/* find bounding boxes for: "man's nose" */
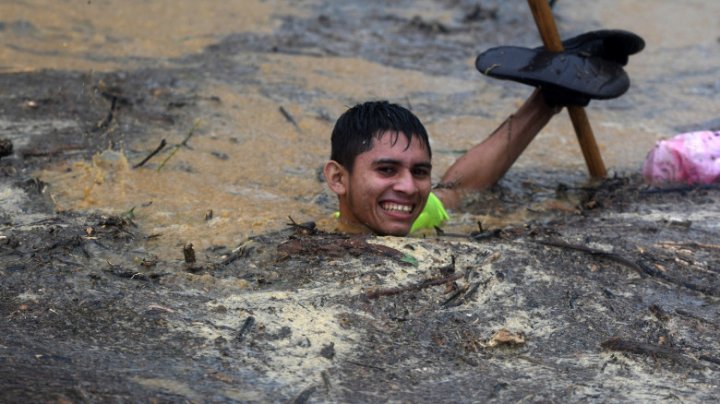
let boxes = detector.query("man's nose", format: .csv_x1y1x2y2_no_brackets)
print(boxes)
393,170,418,194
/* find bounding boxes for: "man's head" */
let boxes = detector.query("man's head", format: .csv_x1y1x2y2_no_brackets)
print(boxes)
324,101,433,236
330,101,432,172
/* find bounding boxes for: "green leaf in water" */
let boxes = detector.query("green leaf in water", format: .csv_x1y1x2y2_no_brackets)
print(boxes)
123,206,136,220
400,254,419,267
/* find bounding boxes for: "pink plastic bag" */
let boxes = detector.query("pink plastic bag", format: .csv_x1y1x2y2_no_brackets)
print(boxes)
643,130,720,185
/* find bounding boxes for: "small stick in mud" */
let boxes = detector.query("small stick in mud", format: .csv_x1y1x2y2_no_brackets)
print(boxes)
636,261,720,297
536,239,720,296
441,284,469,307
287,216,317,235
600,337,702,369
183,242,196,264
438,254,456,276
443,277,490,308
366,272,464,299
293,386,317,404
534,238,646,276
0,138,13,158
157,119,200,172
237,316,256,342
97,95,118,129
674,309,719,328
279,106,301,131
221,246,248,266
133,139,167,168
699,355,720,366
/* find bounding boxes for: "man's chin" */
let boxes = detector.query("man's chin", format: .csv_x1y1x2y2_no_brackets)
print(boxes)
372,222,413,237
381,230,410,237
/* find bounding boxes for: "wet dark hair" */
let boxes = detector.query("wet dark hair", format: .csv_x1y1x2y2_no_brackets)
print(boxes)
330,101,431,172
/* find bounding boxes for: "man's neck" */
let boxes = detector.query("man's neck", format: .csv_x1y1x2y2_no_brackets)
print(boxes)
336,214,373,235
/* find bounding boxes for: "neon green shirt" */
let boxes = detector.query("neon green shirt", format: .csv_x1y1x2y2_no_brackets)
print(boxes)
334,192,449,234
409,191,450,233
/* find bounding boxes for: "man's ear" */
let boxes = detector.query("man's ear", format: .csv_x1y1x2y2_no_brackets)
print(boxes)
323,160,348,196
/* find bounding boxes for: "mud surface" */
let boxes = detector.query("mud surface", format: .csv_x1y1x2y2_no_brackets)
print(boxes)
3,166,720,402
2,0,720,402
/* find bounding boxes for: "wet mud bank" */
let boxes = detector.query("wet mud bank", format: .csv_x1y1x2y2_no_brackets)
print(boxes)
2,0,720,401
2,163,720,401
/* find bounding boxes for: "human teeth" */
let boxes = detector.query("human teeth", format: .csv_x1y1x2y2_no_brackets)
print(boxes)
382,203,412,213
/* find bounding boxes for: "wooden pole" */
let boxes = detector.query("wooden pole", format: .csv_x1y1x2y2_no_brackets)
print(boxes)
527,0,607,178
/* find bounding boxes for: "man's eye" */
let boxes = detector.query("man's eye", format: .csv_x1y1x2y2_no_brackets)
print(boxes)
412,168,430,178
377,166,395,175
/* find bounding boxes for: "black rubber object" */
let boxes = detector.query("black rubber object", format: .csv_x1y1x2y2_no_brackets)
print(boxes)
475,46,630,106
543,29,646,66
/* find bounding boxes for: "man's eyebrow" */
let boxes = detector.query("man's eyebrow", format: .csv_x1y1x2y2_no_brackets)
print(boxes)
371,158,402,166
371,158,432,169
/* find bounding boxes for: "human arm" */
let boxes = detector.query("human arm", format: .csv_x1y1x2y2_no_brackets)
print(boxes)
433,89,560,209
434,30,643,210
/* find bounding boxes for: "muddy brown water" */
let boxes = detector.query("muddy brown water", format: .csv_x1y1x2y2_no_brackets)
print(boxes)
2,0,718,259
1,0,720,402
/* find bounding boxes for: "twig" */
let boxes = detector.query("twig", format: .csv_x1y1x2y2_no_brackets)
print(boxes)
639,261,720,297
279,106,301,131
536,239,720,297
470,229,502,241
286,216,317,235
534,239,646,276
366,272,464,299
463,280,482,301
133,139,167,168
157,120,200,172
443,277,489,308
438,255,456,275
441,284,467,307
674,309,719,328
293,386,317,404
0,138,13,158
237,316,255,342
97,96,118,129
699,355,720,366
183,242,196,264
221,246,247,266
600,337,702,369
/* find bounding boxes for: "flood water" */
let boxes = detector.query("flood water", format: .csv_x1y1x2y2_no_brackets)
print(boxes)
4,0,719,259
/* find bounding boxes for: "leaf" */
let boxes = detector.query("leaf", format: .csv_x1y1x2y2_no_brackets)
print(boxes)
400,253,419,267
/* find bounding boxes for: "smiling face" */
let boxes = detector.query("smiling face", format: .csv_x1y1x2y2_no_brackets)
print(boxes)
325,131,432,236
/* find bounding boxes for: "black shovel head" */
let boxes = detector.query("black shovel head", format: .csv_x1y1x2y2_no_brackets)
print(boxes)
475,46,630,100
548,29,646,66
